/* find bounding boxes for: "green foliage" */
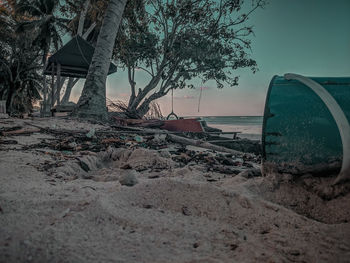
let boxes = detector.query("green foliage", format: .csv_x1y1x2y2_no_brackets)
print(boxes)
0,0,50,114
15,0,69,63
114,0,265,117
61,0,108,43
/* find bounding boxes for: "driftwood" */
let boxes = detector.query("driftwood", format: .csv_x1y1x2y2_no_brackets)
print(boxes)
113,117,164,128
0,139,18,144
1,128,41,136
166,133,252,157
0,126,22,132
21,122,256,157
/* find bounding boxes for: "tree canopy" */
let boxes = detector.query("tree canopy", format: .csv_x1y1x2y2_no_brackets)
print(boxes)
114,0,266,118
0,0,44,113
0,0,265,118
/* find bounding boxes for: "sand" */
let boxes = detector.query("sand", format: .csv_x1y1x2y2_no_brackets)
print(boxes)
0,117,349,262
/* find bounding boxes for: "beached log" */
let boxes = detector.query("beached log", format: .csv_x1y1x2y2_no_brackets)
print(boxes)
166,134,253,156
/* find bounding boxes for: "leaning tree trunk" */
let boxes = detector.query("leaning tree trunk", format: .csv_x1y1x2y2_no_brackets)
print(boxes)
74,0,127,120
130,93,164,118
61,77,79,104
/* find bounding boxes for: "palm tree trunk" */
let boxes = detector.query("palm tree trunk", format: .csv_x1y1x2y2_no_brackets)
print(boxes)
74,0,127,120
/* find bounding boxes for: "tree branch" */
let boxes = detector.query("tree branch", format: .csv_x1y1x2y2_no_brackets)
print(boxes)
77,0,90,36
82,22,96,39
136,66,154,77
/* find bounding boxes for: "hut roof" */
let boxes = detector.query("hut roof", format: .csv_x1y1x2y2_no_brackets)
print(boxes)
44,35,117,78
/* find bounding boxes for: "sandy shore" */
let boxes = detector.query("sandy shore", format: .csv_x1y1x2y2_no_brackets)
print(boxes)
0,117,349,262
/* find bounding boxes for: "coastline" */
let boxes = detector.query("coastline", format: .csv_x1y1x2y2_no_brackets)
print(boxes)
202,116,263,141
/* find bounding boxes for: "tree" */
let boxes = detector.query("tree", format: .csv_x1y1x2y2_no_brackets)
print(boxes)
15,0,69,64
0,1,43,114
74,0,127,120
114,0,265,118
60,0,107,105
13,0,71,109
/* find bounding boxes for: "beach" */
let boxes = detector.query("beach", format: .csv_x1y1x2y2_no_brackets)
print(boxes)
0,117,349,262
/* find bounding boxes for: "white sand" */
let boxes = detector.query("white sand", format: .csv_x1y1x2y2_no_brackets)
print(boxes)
0,118,349,262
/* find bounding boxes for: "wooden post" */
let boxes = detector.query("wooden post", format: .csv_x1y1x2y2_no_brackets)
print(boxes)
51,62,55,109
56,63,61,106
43,75,47,103
42,74,47,114
41,58,48,116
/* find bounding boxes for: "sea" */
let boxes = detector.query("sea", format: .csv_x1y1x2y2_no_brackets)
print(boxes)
200,116,263,141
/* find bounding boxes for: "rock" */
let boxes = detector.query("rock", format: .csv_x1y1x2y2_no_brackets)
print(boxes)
182,206,191,216
119,170,138,186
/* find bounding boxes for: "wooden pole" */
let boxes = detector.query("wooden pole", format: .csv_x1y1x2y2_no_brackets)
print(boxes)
51,63,55,109
56,63,61,106
42,58,47,111
42,75,47,115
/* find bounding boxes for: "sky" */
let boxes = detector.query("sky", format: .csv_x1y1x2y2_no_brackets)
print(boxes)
71,0,350,117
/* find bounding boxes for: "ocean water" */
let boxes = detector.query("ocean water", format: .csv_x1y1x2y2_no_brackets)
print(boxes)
201,116,263,140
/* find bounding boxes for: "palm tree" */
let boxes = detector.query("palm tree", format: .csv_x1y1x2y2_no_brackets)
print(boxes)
74,0,127,120
0,2,43,114
15,0,69,64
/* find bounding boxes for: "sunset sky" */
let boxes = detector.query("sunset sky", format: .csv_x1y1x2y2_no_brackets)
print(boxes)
71,0,350,117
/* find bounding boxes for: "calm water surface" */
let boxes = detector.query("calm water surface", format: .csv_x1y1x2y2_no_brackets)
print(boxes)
201,116,263,140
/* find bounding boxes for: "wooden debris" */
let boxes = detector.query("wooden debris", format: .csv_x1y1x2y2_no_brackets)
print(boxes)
0,126,22,133
166,133,252,156
114,117,164,128
0,139,18,144
1,128,40,136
